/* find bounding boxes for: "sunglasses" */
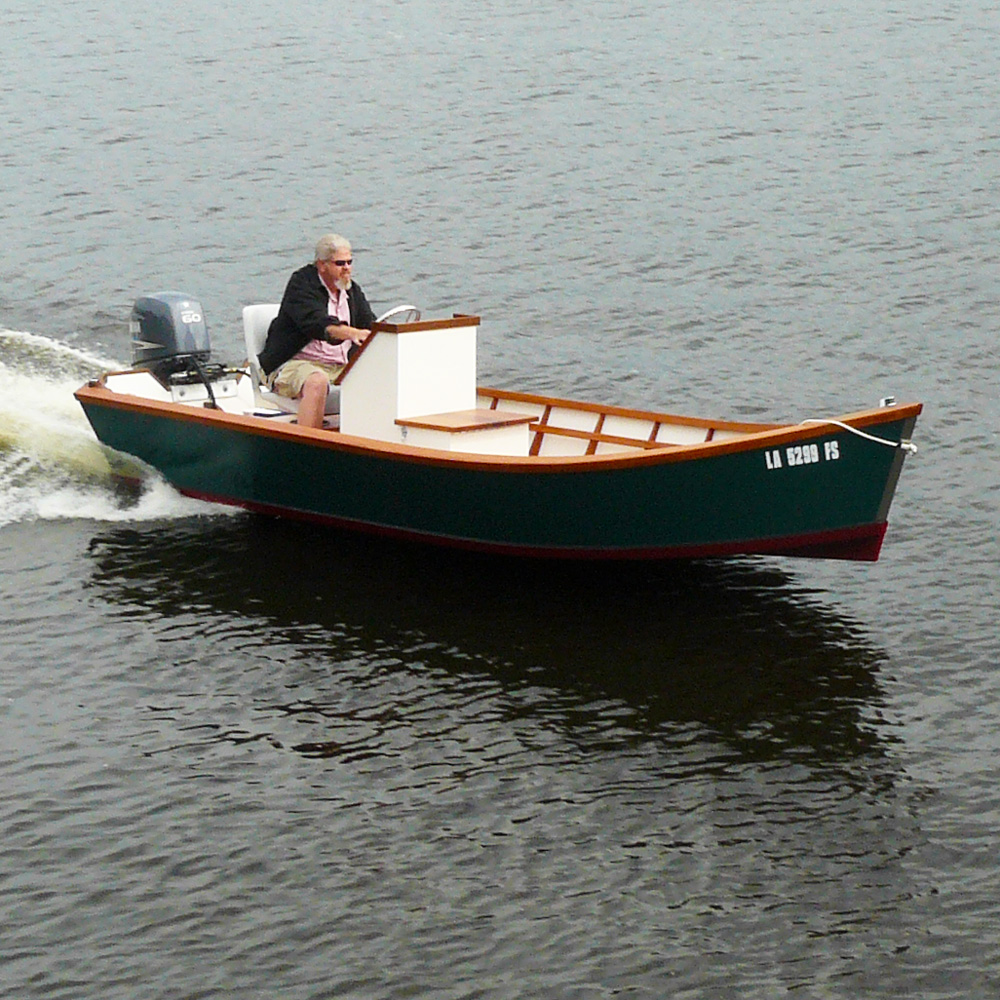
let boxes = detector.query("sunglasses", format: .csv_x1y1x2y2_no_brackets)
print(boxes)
330,258,353,267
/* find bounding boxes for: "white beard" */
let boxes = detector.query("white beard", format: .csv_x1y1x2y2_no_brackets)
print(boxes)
334,277,352,292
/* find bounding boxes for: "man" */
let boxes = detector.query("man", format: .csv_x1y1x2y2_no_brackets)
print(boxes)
258,233,376,428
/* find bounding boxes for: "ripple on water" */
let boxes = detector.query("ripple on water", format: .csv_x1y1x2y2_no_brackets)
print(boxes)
4,0,1000,996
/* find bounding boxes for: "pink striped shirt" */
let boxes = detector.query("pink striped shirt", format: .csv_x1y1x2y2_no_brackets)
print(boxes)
295,281,352,366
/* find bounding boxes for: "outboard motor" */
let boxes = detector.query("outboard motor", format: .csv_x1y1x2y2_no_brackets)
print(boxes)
130,291,211,381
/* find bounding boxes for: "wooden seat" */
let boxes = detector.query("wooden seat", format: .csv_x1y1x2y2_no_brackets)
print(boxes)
393,407,535,455
396,409,535,432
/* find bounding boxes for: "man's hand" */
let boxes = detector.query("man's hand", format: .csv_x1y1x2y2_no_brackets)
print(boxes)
325,324,370,345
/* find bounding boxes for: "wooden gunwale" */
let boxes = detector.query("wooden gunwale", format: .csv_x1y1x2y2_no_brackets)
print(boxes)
74,381,922,474
478,386,782,434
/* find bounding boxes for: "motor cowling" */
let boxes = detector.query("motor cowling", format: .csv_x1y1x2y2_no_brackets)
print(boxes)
130,292,210,380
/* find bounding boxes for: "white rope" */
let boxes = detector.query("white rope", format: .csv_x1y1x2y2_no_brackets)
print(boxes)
799,418,918,454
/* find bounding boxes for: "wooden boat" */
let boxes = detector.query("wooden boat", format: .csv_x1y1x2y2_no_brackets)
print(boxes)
75,293,922,561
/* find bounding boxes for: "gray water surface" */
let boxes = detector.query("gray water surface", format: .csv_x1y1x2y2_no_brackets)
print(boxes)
2,1,999,997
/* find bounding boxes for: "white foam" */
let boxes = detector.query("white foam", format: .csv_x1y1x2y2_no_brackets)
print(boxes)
35,478,238,523
0,328,237,527
0,326,121,373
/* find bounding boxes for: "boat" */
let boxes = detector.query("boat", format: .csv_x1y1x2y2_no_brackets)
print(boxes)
74,291,922,561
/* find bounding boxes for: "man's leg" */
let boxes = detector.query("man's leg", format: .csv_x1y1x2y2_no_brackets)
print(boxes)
297,371,329,428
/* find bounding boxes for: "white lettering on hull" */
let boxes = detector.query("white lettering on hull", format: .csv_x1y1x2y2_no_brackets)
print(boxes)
765,440,840,471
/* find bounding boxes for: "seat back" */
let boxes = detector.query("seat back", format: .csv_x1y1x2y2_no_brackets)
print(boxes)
243,303,281,369
240,302,339,416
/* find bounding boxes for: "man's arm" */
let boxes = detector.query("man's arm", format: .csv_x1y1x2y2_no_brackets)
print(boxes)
328,283,376,344
281,266,338,342
349,283,376,331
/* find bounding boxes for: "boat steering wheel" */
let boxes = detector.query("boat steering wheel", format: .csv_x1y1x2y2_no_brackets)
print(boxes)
375,304,421,325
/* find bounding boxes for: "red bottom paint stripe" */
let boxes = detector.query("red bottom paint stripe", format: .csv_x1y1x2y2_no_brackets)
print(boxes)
181,488,889,562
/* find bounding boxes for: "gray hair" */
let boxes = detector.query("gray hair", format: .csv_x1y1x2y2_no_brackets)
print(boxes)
315,233,351,261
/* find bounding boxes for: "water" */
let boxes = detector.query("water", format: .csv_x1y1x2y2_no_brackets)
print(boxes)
2,1,999,996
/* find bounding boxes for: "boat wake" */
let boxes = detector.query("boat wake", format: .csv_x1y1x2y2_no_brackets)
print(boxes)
0,326,235,528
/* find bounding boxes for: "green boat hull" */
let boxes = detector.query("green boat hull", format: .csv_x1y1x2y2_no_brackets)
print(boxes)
76,386,918,561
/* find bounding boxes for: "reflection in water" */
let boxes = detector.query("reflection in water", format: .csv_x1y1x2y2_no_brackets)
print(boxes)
85,516,892,770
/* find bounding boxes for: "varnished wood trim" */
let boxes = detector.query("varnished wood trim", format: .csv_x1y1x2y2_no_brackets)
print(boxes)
529,404,552,457
586,413,606,455
396,408,535,432
333,335,370,384
530,422,675,451
74,383,923,475
482,385,780,433
372,315,481,333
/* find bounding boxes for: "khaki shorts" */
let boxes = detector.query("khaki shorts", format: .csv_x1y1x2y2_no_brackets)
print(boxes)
270,359,345,399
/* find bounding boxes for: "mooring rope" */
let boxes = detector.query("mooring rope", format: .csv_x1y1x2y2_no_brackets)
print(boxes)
799,418,918,454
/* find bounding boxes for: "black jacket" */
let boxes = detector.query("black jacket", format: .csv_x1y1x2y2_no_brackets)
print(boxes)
258,263,375,375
